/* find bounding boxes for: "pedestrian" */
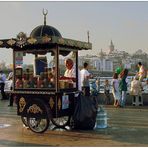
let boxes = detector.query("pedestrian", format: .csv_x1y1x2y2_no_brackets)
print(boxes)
80,62,92,96
142,77,148,93
95,78,100,93
90,80,98,97
136,62,146,82
130,76,142,105
7,72,13,106
0,70,8,100
119,69,129,107
104,79,111,105
112,73,120,107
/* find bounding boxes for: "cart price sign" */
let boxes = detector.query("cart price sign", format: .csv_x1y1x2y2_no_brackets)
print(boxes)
62,95,69,110
15,52,23,67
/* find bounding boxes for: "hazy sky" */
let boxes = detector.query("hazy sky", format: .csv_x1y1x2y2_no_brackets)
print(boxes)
0,1,148,64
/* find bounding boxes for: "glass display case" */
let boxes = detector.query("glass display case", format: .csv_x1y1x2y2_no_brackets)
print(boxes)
13,49,78,91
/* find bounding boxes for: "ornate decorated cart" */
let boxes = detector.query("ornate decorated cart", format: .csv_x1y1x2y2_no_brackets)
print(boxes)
0,10,92,133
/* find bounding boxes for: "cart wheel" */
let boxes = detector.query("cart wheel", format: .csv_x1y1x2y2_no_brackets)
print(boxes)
51,116,71,128
21,116,28,127
27,117,49,133
26,99,50,133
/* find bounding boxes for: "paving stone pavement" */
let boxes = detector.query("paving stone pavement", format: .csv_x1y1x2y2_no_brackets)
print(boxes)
0,99,148,147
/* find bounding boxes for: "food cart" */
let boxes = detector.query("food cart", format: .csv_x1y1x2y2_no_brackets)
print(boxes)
0,11,92,133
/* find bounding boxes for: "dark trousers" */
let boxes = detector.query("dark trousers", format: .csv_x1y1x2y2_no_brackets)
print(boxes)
8,86,13,106
9,93,13,106
0,83,8,100
82,86,90,96
104,92,111,104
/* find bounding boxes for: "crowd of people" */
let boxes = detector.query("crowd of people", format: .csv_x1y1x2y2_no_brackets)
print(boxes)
63,59,148,108
88,62,148,108
105,62,148,107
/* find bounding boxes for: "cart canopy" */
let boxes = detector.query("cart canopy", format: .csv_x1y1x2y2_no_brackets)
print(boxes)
0,11,92,53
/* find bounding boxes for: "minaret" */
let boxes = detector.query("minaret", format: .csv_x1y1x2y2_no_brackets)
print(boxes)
99,48,104,59
109,40,114,53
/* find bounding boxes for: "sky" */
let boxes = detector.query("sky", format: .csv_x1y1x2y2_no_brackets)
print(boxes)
0,1,148,64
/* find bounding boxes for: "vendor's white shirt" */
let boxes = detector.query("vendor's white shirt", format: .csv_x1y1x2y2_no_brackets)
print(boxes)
64,66,81,91
64,67,76,78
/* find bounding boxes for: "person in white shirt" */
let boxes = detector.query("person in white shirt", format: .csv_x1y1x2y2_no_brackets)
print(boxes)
112,73,120,107
7,72,14,106
0,70,8,100
80,62,91,96
130,76,142,105
64,58,76,79
130,76,142,96
62,58,81,91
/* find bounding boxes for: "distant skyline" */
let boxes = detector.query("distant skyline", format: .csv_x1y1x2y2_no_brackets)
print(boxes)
0,1,148,64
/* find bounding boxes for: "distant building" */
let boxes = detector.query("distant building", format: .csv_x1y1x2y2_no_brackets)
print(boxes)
109,40,115,54
60,41,148,74
79,55,113,72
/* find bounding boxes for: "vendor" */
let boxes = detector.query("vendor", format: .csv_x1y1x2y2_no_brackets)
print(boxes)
64,58,76,81
60,58,81,90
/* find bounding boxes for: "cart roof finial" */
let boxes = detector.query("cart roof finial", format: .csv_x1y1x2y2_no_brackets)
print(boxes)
43,9,48,25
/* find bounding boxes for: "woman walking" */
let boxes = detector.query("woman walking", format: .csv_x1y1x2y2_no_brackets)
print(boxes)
112,73,120,107
119,69,128,107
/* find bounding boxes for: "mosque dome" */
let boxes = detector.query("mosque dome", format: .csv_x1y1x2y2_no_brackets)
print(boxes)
30,25,62,38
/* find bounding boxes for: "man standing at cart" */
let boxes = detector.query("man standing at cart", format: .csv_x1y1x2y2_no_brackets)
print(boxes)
80,62,92,96
0,70,8,100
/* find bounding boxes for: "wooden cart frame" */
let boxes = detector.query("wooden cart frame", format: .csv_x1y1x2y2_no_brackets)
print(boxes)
0,12,92,133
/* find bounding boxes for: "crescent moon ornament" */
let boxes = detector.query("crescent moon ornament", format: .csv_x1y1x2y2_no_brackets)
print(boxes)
43,9,48,16
43,9,48,25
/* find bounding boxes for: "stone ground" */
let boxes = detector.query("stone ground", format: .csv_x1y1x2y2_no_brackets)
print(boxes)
0,99,148,147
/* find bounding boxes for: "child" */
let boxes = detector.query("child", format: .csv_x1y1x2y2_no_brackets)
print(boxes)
95,78,100,93
104,79,111,105
90,80,98,97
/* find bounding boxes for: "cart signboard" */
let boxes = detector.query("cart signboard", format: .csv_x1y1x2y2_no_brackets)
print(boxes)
62,95,69,110
15,52,23,67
